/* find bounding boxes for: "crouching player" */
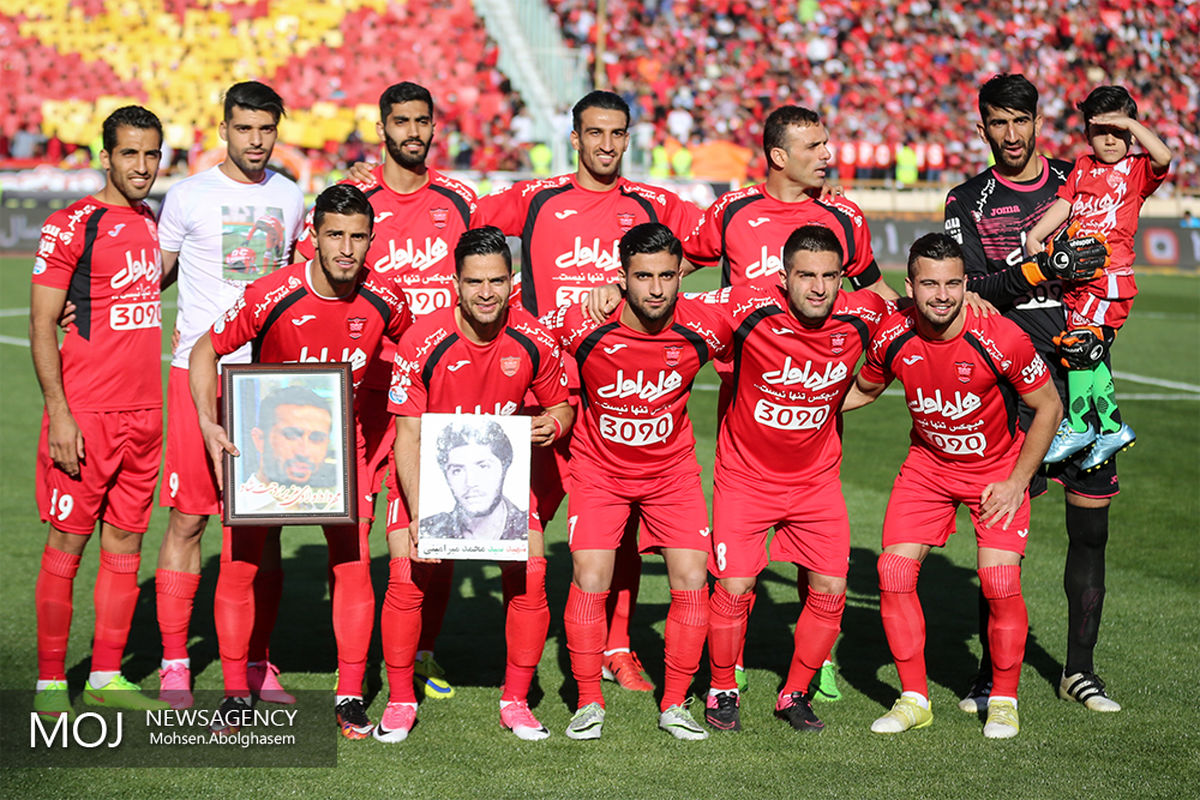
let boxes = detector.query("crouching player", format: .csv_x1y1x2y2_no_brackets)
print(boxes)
542,223,732,741
380,226,572,742
190,185,414,737
845,234,1061,739
705,225,891,733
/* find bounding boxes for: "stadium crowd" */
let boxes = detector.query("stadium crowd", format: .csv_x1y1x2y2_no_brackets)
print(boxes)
2,1,1196,188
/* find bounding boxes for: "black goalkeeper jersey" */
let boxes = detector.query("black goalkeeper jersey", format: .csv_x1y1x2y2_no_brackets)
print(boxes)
943,156,1074,357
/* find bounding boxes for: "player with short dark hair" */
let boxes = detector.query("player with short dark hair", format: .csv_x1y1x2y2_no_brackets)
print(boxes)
704,224,892,733
30,105,169,718
1027,85,1172,469
190,184,414,739
298,81,477,700
153,80,305,710
945,73,1130,714
380,226,571,742
472,91,702,694
541,223,732,741
846,234,1062,739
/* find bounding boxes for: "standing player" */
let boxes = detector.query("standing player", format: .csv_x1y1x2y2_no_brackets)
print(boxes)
379,226,572,742
30,106,169,716
704,225,891,733
154,81,305,708
542,223,731,741
944,73,1126,712
190,185,413,737
475,91,701,692
846,234,1062,739
298,81,476,700
1027,85,1172,466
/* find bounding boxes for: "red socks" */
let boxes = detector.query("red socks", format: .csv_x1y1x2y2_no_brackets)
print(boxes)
878,552,927,698
331,560,374,696
36,546,81,680
416,560,454,653
214,559,257,696
91,550,141,673
708,583,753,691
978,564,1027,698
155,569,201,661
564,584,609,708
501,557,550,702
783,589,845,695
249,567,283,664
605,525,641,651
662,588,709,710
381,558,421,704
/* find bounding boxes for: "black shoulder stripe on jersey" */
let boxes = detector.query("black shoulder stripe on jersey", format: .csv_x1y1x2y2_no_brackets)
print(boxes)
720,195,764,288
364,185,384,199
503,327,541,376
671,323,710,368
430,183,472,228
359,284,392,324
813,199,858,266
67,207,107,341
881,329,918,375
253,289,308,362
520,184,575,316
422,332,461,389
621,187,658,223
575,322,621,369
848,261,881,290
964,332,1019,436
832,313,871,353
730,306,782,405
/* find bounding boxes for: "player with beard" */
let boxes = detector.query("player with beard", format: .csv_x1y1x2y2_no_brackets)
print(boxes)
474,92,701,694
379,226,571,742
30,106,169,718
299,81,475,700
703,225,891,733
845,234,1061,739
152,81,305,709
541,223,731,741
190,185,414,738
944,73,1126,713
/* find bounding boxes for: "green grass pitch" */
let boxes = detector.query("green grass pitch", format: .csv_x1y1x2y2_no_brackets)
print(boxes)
0,257,1196,798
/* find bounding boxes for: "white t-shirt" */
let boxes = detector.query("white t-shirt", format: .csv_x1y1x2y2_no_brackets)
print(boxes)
158,165,305,368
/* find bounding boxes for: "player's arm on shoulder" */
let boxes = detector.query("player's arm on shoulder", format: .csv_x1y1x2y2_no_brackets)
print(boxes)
585,283,621,322
187,332,238,490
532,401,574,447
346,161,378,184
861,271,899,301
843,372,887,412
29,282,85,476
980,379,1061,529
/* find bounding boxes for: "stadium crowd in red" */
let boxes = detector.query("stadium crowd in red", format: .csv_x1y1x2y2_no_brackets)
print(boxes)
552,0,1198,188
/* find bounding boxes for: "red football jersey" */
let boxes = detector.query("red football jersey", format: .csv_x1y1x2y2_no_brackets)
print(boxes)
859,307,1051,469
716,286,890,483
296,167,475,390
1058,153,1165,273
541,297,731,477
474,174,701,315
387,306,568,416
32,197,162,411
682,185,878,291
209,261,414,408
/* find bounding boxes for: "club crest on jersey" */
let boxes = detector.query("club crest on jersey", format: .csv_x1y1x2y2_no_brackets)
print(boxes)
663,344,682,367
616,212,636,233
830,331,847,355
347,317,367,340
500,355,521,377
955,361,974,383
429,207,450,229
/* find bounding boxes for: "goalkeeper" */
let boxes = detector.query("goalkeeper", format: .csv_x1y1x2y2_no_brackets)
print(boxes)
1027,85,1173,469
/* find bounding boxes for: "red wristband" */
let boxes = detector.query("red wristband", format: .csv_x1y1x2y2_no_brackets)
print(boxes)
550,415,563,441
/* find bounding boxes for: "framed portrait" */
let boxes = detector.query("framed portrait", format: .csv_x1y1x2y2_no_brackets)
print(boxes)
221,363,357,526
417,414,532,561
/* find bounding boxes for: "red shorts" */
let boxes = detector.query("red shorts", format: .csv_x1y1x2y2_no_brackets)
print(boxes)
161,366,220,515
881,449,1030,556
529,391,577,525
566,465,710,554
1063,272,1137,331
38,408,162,536
710,470,850,579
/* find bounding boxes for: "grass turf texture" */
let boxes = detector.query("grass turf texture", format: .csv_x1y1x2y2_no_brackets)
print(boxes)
0,257,1196,798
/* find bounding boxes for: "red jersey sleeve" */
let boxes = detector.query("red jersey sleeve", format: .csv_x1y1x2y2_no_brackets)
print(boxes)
827,196,876,279
294,205,316,260
662,192,702,238
681,205,723,268
1131,152,1168,199
209,283,263,356
473,182,533,236
859,311,909,385
387,326,429,416
522,324,570,409
999,322,1052,395
31,211,82,290
1056,157,1084,204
